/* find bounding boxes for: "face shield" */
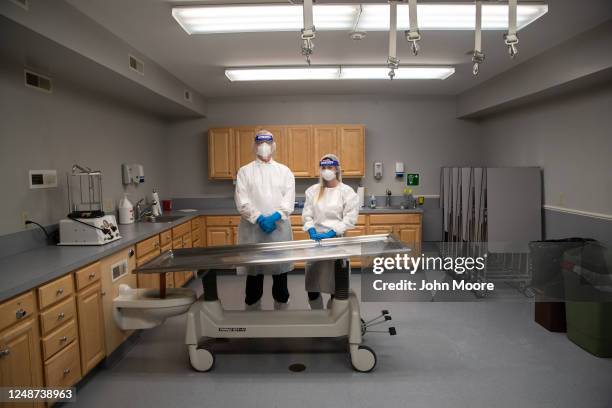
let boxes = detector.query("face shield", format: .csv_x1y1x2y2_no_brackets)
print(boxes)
253,130,276,160
319,154,342,183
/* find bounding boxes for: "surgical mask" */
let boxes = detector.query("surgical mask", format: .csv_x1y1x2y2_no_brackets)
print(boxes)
321,169,336,181
257,143,272,159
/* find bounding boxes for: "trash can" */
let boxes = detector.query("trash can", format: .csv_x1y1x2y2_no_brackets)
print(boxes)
528,238,594,332
562,241,612,357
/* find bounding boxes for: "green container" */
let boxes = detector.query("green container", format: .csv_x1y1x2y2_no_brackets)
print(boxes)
563,243,612,357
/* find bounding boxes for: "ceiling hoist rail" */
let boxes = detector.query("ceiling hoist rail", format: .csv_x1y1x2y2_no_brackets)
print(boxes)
387,0,400,80
472,0,485,75
405,0,421,56
505,0,519,58
301,0,316,65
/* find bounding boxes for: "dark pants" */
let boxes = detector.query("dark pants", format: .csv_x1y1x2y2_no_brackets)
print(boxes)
245,273,290,305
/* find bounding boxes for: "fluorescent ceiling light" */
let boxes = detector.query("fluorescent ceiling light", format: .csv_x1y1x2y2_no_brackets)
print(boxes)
225,66,455,81
173,3,548,34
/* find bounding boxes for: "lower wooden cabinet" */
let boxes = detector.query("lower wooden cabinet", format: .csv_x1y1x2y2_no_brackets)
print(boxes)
0,317,44,408
76,282,105,375
207,226,233,246
43,340,81,387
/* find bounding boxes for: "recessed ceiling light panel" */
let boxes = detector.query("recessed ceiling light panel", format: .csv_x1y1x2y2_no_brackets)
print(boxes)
225,66,455,81
173,2,548,34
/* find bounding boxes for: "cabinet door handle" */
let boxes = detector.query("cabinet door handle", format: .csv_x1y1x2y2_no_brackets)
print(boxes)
0,348,10,358
56,288,64,296
63,368,71,376
128,249,135,257
59,336,68,343
15,308,27,319
57,312,65,320
101,291,106,296
89,273,96,279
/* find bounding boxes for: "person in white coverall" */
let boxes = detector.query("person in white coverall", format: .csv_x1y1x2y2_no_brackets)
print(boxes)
302,154,359,309
234,130,295,310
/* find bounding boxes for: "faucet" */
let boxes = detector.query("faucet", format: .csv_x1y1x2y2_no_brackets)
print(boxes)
385,189,392,208
135,198,153,221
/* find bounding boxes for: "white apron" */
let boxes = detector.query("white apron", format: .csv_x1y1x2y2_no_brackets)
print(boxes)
237,217,294,276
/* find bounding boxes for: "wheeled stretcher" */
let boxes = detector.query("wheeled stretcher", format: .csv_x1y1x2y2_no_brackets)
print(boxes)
131,234,409,372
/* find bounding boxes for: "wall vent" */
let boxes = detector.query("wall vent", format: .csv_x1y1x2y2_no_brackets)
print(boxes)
24,70,52,93
184,90,192,102
9,0,29,10
128,54,144,75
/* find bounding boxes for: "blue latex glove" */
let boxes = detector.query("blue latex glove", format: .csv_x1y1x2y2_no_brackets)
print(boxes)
268,212,282,223
318,230,337,240
259,212,282,234
308,228,318,240
256,215,273,234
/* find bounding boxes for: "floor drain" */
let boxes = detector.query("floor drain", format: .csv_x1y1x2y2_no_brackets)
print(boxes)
288,363,306,372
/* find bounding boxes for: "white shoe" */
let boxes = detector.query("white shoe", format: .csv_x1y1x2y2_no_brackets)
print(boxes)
326,297,333,309
274,297,290,310
245,299,261,311
308,296,324,310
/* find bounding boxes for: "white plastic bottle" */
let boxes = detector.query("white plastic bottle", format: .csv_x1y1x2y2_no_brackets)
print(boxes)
118,194,134,224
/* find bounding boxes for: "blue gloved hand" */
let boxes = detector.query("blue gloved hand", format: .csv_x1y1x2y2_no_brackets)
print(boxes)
318,230,337,240
308,228,318,240
256,215,273,233
268,212,282,223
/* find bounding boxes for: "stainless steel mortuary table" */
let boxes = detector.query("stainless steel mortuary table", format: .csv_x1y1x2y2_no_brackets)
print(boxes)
134,234,410,372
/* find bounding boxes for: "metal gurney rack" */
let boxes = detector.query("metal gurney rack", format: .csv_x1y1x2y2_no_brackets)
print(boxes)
134,234,410,372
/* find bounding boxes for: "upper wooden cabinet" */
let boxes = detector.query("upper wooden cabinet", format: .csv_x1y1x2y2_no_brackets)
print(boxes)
208,124,365,179
313,126,338,175
235,127,258,170
208,128,235,179
286,126,314,177
339,125,365,177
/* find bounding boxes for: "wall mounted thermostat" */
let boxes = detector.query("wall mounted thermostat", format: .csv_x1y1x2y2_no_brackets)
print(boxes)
373,162,383,180
122,163,145,185
29,169,57,189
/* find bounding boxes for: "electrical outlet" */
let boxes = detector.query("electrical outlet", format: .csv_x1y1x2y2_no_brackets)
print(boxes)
21,211,29,227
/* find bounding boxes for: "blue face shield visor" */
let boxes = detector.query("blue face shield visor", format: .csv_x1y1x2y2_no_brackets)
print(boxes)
319,159,339,168
254,134,273,143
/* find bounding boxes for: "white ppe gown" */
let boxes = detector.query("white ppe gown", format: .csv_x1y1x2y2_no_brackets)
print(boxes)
302,183,360,293
235,158,295,275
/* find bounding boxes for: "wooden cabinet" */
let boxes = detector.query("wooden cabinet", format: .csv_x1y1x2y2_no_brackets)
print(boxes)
235,126,258,170
136,234,161,290
206,226,233,246
0,316,43,408
395,224,422,255
208,128,235,179
76,282,105,375
368,213,422,255
313,126,338,175
209,124,365,179
286,125,314,177
339,125,365,177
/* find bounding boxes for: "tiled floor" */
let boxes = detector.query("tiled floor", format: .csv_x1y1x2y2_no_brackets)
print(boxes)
71,274,612,408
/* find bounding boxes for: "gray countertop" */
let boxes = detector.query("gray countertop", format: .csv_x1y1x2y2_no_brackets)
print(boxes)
0,207,423,302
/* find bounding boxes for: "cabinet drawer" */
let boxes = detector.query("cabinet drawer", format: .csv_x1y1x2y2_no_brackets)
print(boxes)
368,213,421,225
160,230,172,246
205,216,241,226
41,318,77,360
0,290,36,332
74,261,101,291
136,235,160,258
40,297,76,335
38,274,74,309
44,340,81,387
182,235,192,248
161,243,172,253
172,222,191,238
136,249,161,267
356,215,366,225
172,238,183,249
290,215,302,226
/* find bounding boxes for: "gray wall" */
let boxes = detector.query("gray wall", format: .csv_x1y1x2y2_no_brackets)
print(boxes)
164,95,483,198
480,83,612,243
0,61,169,235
